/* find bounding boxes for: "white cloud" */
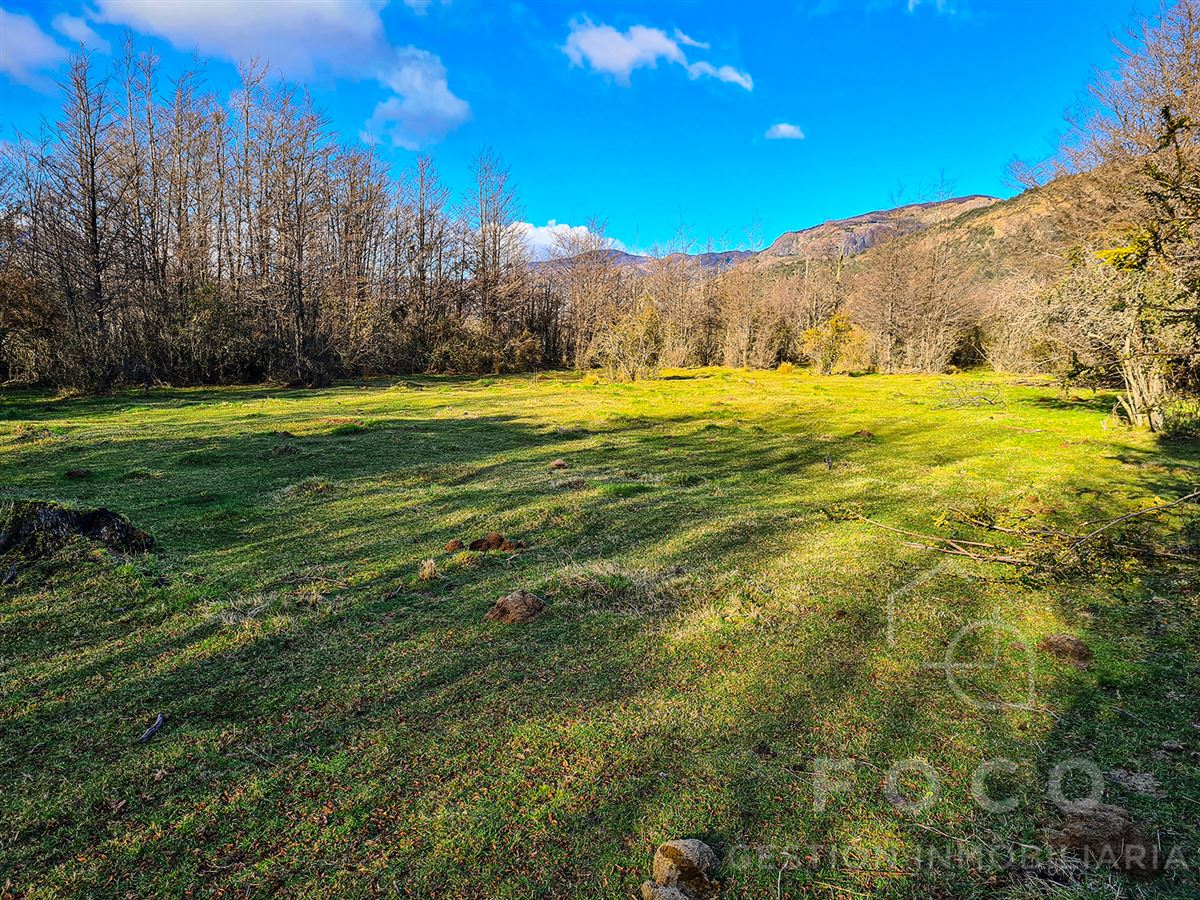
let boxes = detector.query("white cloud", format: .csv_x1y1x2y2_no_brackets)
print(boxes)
52,13,111,53
687,61,753,90
673,28,709,50
563,18,751,91
92,0,469,149
405,0,432,12
563,21,683,85
0,8,66,90
93,0,384,77
514,220,625,260
907,0,958,13
765,122,804,140
364,48,471,150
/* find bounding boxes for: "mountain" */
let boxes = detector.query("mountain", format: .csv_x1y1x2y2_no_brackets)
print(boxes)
535,247,756,274
840,173,1112,283
752,195,1000,267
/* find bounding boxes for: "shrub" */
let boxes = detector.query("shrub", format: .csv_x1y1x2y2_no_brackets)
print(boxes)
599,295,663,381
801,313,854,375
777,361,796,375
1162,398,1200,437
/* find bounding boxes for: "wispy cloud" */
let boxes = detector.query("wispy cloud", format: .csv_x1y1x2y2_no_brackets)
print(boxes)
563,18,752,91
906,0,961,14
0,7,67,90
92,0,469,149
673,28,709,50
765,122,804,140
52,13,112,53
687,61,753,91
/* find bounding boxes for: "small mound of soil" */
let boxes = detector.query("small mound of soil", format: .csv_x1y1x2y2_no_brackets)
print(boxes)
1049,801,1162,878
0,500,154,558
484,589,544,624
645,839,720,899
444,538,465,552
468,532,526,552
853,429,875,438
1106,768,1165,798
549,458,570,470
1039,633,1093,668
64,468,93,480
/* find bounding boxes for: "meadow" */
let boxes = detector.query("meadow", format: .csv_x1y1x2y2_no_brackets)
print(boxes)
1,370,1197,898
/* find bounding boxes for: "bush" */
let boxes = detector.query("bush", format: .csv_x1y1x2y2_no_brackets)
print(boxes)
1162,398,1200,437
599,296,663,381
776,361,796,375
802,313,852,374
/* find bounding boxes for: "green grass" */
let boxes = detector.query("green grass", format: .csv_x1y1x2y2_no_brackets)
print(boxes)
1,369,1197,897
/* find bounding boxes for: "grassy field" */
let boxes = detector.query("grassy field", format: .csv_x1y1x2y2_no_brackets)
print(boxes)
1,369,1197,898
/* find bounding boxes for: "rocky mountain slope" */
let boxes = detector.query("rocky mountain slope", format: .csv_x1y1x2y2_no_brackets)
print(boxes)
753,195,1000,266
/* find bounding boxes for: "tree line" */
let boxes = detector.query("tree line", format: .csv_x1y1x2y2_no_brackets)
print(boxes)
1,2,1197,433
0,48,549,388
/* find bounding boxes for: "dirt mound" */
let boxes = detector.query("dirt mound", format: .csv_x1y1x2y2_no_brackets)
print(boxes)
1039,633,1093,668
484,590,544,624
444,538,464,552
0,500,154,558
468,532,526,552
1048,801,1162,878
643,838,720,899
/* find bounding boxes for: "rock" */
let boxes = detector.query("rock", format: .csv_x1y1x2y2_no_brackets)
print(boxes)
1160,740,1185,753
64,468,93,480
1039,633,1093,668
484,590,545,624
651,839,719,899
444,538,464,553
550,458,570,470
1049,802,1162,878
0,500,154,558
641,883,692,900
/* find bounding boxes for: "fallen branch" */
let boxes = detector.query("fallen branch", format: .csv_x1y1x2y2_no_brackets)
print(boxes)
1070,489,1200,553
855,515,1035,568
858,486,1200,573
955,510,1200,565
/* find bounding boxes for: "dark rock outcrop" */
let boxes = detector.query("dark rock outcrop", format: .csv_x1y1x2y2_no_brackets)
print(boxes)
0,500,154,558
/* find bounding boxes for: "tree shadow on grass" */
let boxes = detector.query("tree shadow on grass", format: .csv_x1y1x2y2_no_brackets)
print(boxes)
3,386,1190,895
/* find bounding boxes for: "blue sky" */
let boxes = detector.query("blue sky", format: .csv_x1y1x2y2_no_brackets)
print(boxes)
1,0,1152,254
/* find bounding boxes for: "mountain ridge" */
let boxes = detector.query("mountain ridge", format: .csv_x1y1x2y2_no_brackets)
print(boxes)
751,194,1001,267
